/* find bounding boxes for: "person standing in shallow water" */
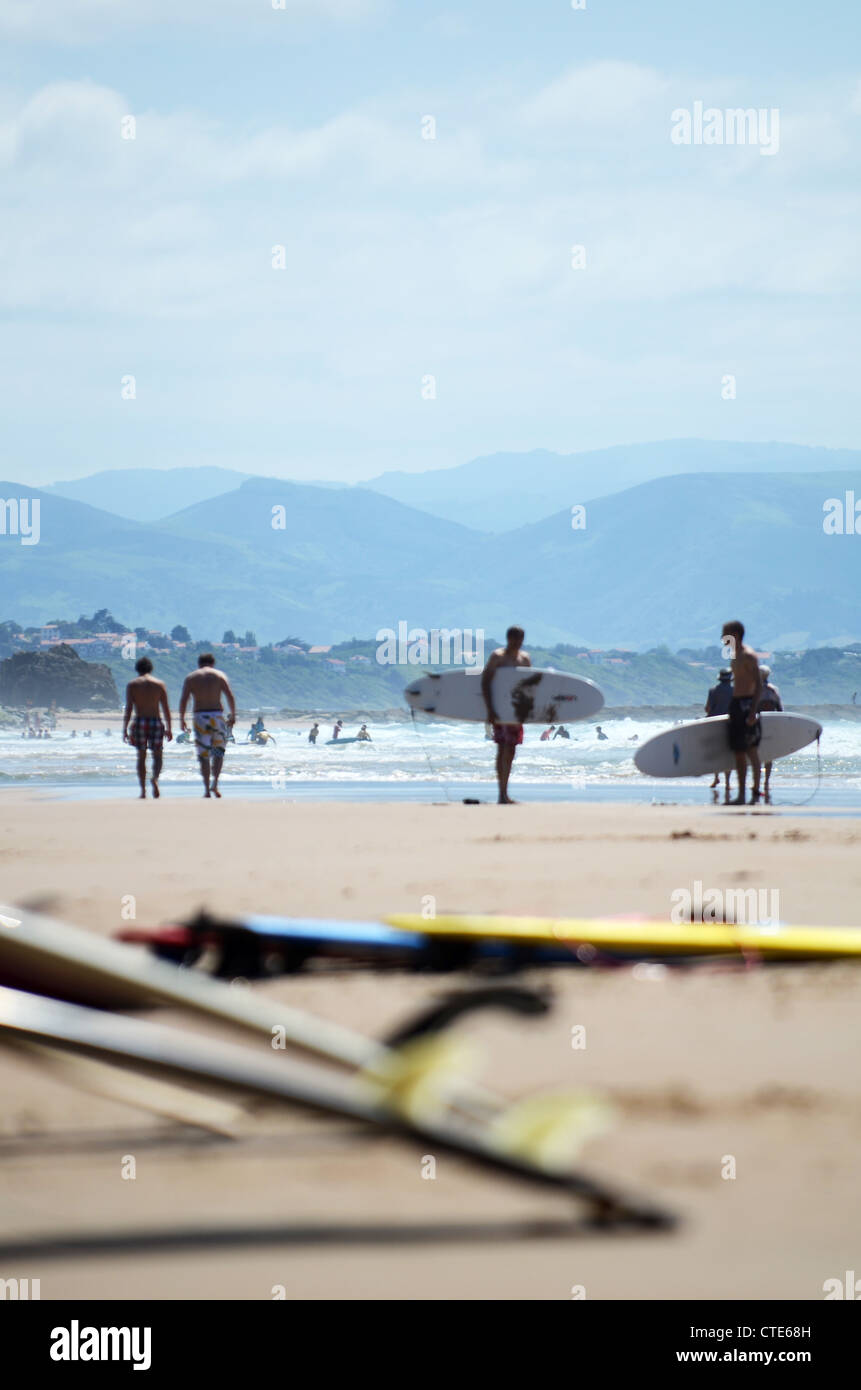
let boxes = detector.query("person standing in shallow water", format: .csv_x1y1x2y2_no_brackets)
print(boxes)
123,657,172,799
481,626,531,804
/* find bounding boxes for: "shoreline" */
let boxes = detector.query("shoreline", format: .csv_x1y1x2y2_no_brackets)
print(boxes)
5,703,861,728
2,784,861,813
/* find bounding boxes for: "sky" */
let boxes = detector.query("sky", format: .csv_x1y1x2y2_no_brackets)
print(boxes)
1,0,860,485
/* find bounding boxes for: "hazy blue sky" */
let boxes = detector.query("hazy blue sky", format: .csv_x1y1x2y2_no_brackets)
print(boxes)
2,0,859,484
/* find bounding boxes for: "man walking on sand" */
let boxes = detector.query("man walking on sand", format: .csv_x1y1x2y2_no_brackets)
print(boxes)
123,657,172,799
179,653,237,799
481,626,531,804
721,620,763,806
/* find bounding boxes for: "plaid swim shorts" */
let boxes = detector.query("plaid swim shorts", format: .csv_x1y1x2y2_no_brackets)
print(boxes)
129,717,165,751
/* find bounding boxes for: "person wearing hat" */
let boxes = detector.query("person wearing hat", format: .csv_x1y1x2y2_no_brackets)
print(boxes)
705,667,735,802
758,665,783,802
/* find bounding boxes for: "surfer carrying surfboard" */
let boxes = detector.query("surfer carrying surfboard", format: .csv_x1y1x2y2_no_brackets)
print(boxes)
481,627,531,804
721,620,763,805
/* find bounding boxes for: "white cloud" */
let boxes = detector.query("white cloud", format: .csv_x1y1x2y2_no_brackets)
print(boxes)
522,61,669,130
0,0,381,42
2,61,860,474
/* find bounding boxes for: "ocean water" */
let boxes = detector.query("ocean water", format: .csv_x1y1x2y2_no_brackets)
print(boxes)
1,715,859,809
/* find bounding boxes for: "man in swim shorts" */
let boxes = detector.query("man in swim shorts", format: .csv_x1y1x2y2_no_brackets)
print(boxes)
481,626,531,804
721,619,763,805
178,653,237,799
123,656,172,799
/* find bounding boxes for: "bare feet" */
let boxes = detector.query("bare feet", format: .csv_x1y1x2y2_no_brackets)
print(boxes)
213,787,221,798
138,791,146,799
151,781,160,799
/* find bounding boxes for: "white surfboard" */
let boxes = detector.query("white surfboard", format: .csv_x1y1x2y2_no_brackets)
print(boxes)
0,985,673,1223
404,668,604,725
634,712,822,778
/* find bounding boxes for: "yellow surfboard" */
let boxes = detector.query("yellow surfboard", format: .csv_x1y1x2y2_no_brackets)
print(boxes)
384,914,861,959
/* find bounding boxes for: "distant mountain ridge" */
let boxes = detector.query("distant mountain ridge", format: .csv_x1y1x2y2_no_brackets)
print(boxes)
1,469,858,649
364,440,861,532
37,440,861,533
42,466,253,521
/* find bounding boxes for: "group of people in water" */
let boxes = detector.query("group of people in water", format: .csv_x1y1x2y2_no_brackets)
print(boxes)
538,723,613,742
21,725,111,739
308,720,372,744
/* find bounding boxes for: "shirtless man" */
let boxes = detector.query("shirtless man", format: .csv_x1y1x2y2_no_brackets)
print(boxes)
721,620,763,806
122,657,172,799
178,653,237,799
481,626,531,804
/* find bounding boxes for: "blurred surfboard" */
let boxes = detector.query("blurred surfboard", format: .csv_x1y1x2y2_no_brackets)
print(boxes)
634,711,821,778
119,910,861,967
0,983,674,1226
0,904,381,1068
118,914,560,975
386,913,861,959
0,905,540,1125
405,667,604,724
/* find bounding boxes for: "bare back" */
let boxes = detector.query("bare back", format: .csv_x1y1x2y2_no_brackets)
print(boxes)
731,645,761,699
126,675,168,719
182,667,231,711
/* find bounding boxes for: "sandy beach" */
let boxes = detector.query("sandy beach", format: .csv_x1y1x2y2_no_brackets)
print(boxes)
1,797,860,1300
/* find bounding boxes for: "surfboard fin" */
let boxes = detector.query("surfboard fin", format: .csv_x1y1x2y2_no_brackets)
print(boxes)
360,1034,480,1123
488,1090,615,1169
384,985,550,1046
